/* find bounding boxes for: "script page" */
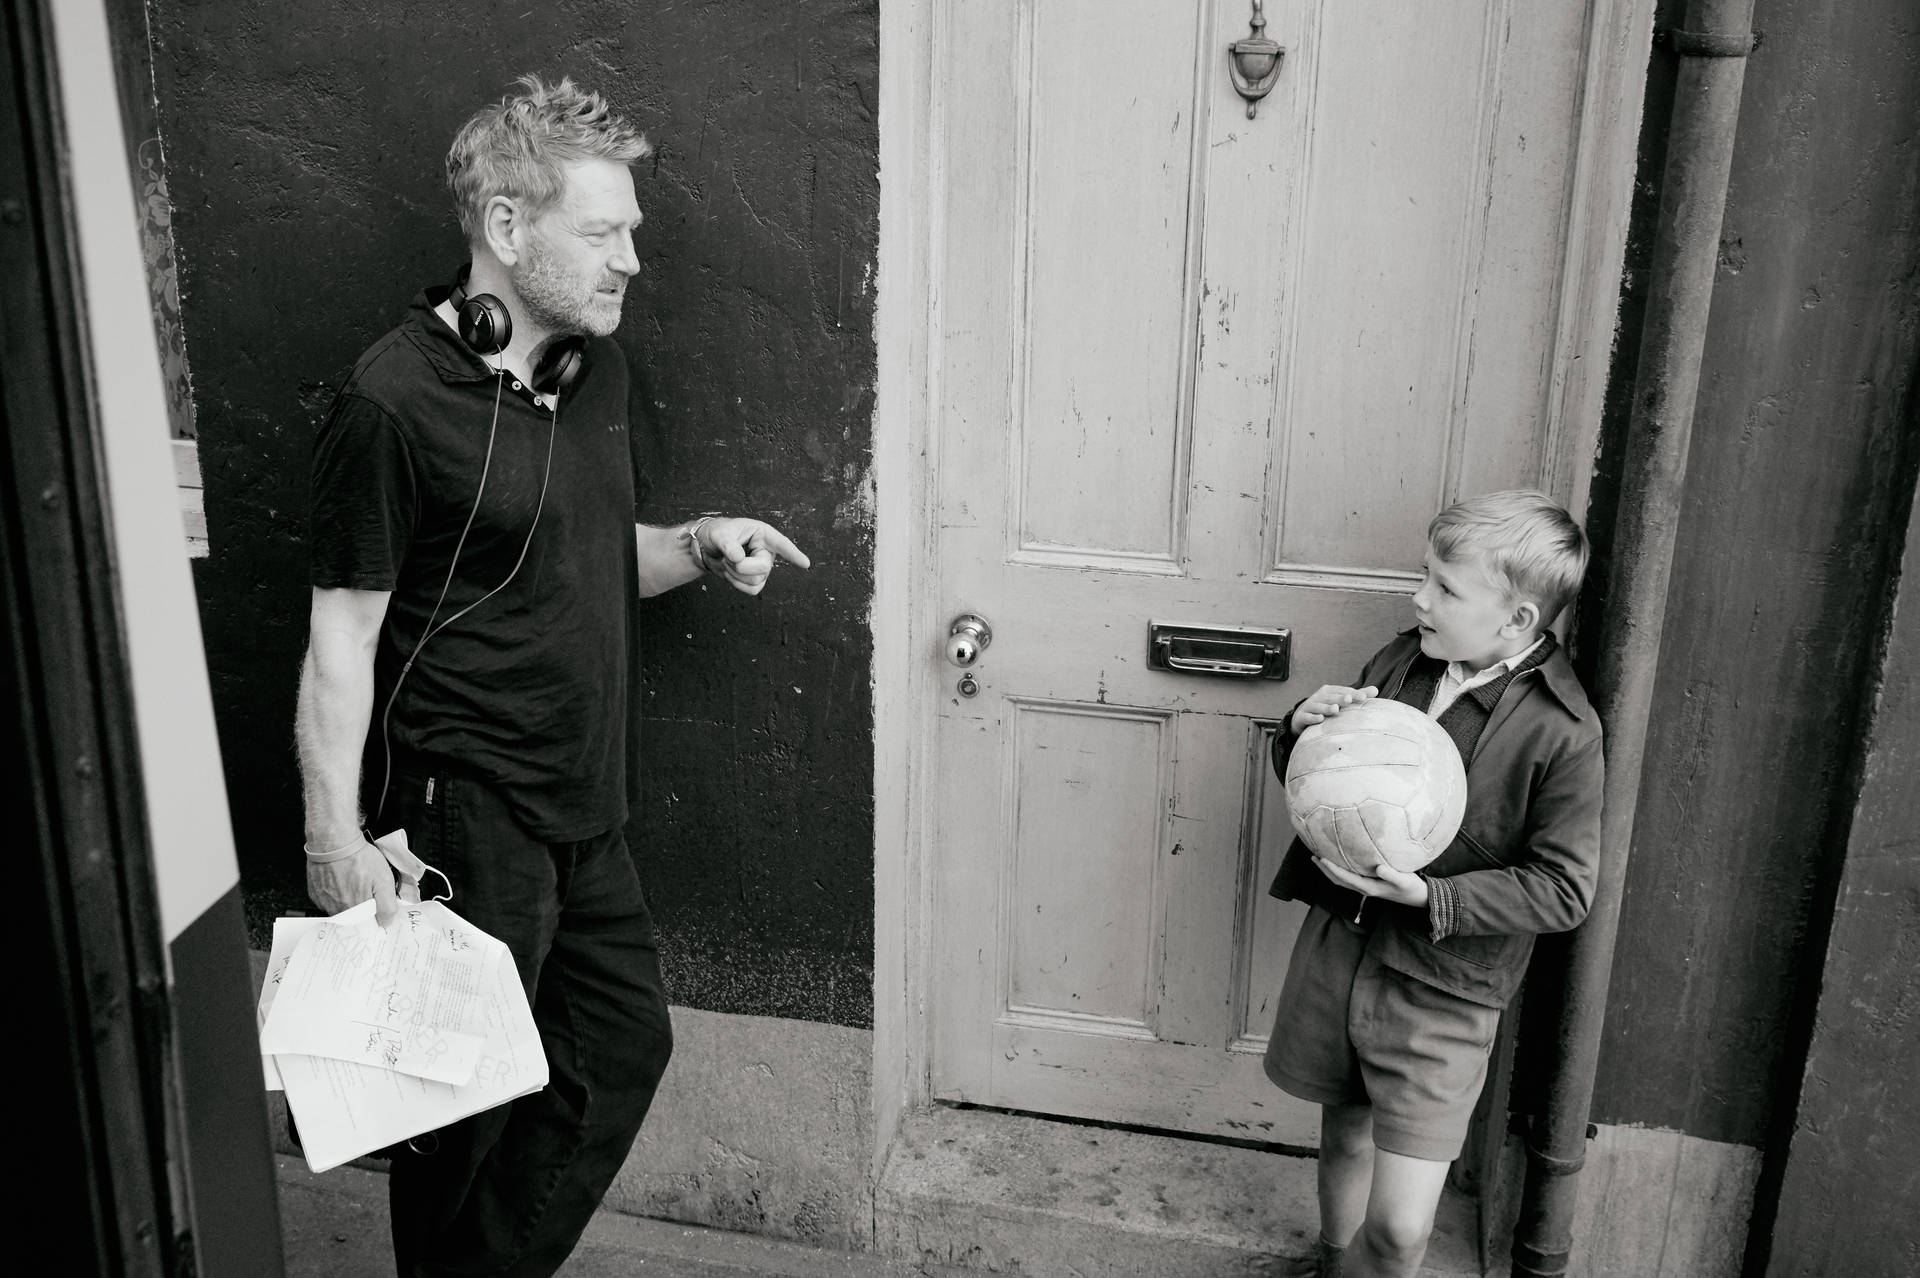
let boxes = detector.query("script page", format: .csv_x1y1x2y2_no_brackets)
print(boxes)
258,901,548,1173
261,900,493,1083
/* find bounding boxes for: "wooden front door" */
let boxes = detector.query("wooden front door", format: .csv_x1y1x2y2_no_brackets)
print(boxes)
926,0,1631,1147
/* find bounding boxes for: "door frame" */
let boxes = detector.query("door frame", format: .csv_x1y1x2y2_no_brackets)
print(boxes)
871,0,1660,1177
7,0,279,1270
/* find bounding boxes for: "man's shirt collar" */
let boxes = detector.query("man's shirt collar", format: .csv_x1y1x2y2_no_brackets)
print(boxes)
403,286,499,386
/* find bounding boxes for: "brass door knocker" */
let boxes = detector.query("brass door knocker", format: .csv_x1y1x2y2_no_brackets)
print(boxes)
1228,0,1286,117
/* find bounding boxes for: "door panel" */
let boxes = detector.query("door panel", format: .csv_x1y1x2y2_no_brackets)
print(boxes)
1005,700,1170,1031
1276,0,1501,573
930,0,1604,1146
1018,4,1202,562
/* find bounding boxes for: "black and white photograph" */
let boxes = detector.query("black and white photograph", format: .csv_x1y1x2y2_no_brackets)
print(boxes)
9,2,1915,1275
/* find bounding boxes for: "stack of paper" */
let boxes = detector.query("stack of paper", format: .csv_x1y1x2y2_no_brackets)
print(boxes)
258,890,548,1173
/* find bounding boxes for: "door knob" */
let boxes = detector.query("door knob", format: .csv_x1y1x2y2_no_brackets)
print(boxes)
945,613,993,668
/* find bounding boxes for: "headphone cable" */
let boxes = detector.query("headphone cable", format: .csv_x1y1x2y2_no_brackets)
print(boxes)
372,371,561,821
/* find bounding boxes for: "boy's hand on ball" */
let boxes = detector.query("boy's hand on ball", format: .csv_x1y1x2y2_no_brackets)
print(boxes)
1289,684,1379,736
1314,856,1430,909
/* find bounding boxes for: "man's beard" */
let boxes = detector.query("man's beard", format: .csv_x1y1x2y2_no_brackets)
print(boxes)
513,235,624,338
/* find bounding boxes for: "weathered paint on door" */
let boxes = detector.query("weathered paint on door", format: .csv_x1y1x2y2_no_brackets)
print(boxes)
930,0,1617,1146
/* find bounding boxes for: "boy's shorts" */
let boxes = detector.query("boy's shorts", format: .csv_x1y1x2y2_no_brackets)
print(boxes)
1263,904,1502,1163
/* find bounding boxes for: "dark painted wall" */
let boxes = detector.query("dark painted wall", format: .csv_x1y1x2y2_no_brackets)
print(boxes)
148,0,879,1026
1583,0,1920,1145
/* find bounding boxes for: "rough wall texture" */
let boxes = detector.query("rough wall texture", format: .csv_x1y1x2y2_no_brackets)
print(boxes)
1582,0,1920,1145
103,0,193,437
1759,428,1920,1273
611,1010,875,1249
148,0,878,1026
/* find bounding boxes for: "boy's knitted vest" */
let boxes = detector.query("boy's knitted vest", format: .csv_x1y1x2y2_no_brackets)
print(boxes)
1393,633,1558,764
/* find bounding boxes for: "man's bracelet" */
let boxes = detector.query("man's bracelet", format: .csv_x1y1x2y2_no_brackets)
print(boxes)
304,834,368,864
681,514,726,575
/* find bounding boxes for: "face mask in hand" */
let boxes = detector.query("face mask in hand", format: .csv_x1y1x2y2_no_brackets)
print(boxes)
370,828,453,905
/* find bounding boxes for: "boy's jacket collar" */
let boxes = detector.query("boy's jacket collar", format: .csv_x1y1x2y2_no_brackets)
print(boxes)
1389,626,1593,723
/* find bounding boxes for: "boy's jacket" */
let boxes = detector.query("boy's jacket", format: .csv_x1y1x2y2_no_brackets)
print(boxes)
1269,629,1605,1009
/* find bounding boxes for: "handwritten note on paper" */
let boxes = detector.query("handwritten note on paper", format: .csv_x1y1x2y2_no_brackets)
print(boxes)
257,898,548,1173
261,900,493,1084
257,911,335,1092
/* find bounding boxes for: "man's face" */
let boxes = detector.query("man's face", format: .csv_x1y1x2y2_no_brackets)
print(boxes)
512,158,643,339
1409,544,1529,673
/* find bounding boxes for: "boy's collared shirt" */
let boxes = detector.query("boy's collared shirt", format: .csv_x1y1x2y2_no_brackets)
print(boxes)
1428,634,1546,720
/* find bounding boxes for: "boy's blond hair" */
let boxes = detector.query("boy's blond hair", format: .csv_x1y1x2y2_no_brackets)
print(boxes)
1428,489,1589,629
446,74,652,249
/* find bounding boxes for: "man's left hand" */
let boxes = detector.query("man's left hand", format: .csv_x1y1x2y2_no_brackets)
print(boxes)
1313,856,1430,909
699,517,811,595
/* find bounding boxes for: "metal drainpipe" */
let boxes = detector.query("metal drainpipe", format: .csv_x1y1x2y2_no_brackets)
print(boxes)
1510,2,1757,1274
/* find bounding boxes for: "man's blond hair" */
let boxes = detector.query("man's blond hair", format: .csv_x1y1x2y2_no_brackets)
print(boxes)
1428,489,1589,628
446,74,651,247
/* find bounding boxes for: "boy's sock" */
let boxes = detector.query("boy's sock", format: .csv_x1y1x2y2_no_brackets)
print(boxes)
1284,1236,1345,1276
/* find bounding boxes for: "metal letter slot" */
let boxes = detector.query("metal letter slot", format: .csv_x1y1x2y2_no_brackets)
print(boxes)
1147,621,1291,680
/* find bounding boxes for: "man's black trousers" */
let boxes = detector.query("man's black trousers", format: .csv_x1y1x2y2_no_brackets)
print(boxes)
378,770,674,1277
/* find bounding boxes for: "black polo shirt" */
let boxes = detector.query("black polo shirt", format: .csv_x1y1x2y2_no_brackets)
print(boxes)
310,287,645,840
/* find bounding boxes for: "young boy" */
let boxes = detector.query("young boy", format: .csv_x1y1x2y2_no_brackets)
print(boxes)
1264,490,1604,1278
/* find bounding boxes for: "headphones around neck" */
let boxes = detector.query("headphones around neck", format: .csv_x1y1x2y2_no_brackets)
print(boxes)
448,265,584,396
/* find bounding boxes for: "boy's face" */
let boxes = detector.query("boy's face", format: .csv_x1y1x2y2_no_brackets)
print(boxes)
1410,544,1539,673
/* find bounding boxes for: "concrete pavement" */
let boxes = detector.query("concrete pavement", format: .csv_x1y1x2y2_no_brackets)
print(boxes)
275,1156,971,1277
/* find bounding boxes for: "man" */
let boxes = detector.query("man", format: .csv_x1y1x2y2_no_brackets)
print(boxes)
294,75,808,1277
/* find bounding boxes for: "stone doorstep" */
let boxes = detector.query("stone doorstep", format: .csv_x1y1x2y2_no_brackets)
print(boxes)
874,1106,1487,1277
